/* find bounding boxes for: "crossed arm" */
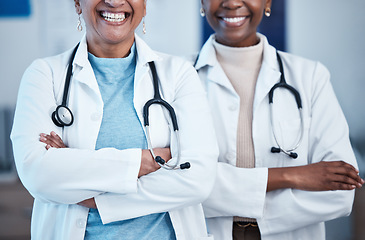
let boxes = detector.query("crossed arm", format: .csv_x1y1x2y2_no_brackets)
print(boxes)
40,131,172,208
40,131,363,199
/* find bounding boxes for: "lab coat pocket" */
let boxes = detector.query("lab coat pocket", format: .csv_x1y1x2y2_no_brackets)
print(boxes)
278,117,311,165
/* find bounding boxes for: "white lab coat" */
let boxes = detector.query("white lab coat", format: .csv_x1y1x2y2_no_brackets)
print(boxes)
11,34,218,240
194,34,357,240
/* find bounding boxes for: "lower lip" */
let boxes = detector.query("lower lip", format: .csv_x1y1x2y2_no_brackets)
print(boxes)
220,17,247,28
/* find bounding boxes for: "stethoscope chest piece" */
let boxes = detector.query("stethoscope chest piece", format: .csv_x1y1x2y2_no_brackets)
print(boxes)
52,43,190,170
52,105,74,127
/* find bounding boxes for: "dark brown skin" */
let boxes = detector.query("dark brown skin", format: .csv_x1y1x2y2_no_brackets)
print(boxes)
39,131,171,209
268,162,363,192
201,0,364,192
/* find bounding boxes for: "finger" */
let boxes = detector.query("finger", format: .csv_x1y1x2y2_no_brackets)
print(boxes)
45,133,66,148
337,166,363,186
48,132,65,148
331,182,357,191
332,161,359,174
39,134,53,145
42,134,64,148
50,131,66,147
326,162,361,182
331,174,362,188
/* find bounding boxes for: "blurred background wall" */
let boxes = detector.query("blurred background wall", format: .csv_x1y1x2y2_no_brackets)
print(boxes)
0,0,364,239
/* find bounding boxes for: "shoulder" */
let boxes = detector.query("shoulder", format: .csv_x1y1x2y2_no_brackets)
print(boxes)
25,49,72,78
153,51,198,77
277,51,330,78
20,49,74,96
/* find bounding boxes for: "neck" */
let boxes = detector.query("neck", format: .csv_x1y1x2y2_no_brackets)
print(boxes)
86,35,135,58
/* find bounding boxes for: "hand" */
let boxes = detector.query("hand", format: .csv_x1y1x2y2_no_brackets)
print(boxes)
139,148,171,177
291,161,364,191
39,131,67,149
77,198,97,209
268,161,364,192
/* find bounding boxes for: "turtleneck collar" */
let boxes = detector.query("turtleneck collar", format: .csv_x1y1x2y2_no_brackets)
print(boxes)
212,34,264,70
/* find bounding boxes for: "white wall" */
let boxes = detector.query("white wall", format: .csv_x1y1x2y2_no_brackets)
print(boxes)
138,0,201,56
286,0,365,143
0,0,82,107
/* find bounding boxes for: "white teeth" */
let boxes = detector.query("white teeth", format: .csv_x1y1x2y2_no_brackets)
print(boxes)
101,12,126,22
223,17,246,23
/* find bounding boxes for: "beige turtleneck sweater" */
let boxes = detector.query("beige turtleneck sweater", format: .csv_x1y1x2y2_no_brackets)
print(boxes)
213,36,264,223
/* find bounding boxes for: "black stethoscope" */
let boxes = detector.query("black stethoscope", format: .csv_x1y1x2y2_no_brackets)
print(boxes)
269,52,304,159
52,43,190,170
194,51,304,159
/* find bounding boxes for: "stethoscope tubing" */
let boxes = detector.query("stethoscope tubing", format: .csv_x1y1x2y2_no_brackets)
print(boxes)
53,44,188,170
143,62,188,170
269,103,304,153
268,52,304,159
145,125,182,170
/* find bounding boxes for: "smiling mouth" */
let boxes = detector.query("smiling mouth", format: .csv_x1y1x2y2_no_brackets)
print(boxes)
222,17,246,23
100,11,129,23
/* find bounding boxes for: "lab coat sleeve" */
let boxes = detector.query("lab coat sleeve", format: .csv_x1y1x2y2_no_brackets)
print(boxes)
257,62,357,236
202,163,268,219
11,59,141,204
94,61,219,224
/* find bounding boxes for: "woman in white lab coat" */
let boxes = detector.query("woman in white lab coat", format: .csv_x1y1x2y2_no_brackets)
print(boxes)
10,0,218,239
196,0,363,239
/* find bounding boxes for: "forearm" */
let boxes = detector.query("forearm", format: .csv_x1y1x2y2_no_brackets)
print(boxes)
267,167,294,192
13,143,141,204
95,152,217,224
267,161,363,192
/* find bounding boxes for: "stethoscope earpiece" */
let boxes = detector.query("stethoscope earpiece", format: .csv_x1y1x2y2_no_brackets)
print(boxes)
271,147,281,153
289,152,298,159
154,156,190,170
179,162,191,170
271,147,298,159
155,156,165,165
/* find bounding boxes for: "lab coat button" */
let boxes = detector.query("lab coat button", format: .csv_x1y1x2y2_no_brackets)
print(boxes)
76,219,86,228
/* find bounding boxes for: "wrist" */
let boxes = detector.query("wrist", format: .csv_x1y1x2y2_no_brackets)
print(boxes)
267,167,296,192
281,167,297,189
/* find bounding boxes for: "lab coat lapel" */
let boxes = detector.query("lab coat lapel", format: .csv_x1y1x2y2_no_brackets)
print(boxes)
253,36,281,117
133,35,161,123
197,35,238,95
71,34,103,101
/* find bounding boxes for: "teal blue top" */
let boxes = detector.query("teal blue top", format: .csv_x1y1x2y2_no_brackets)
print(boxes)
85,44,176,240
